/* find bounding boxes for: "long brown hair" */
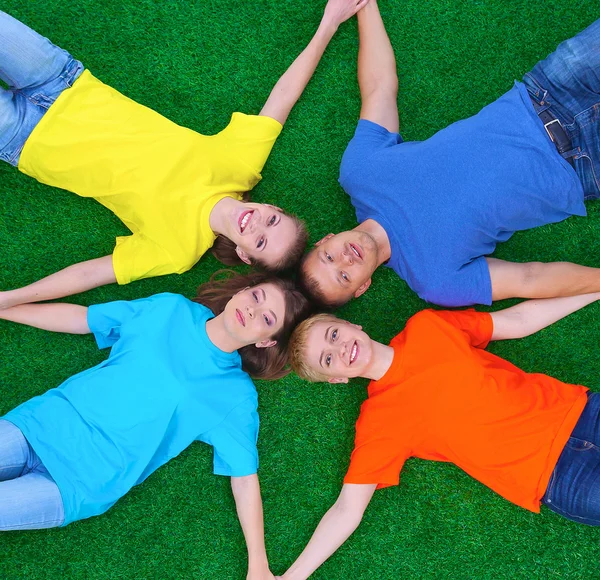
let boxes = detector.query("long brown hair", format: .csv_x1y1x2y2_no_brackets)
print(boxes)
193,270,312,380
211,193,308,272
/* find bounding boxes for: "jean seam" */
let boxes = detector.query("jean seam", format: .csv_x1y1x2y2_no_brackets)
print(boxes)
1,516,64,531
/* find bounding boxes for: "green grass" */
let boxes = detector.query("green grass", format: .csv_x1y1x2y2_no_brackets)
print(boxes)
1,1,600,578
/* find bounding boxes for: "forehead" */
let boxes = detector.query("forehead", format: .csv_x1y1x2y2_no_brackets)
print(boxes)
265,213,296,256
305,248,351,300
304,320,332,364
261,283,286,313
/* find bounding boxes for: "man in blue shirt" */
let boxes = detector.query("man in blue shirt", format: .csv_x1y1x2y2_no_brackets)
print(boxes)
299,2,600,308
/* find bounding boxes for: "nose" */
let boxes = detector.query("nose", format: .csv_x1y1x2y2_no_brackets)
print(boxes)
249,213,259,234
245,305,255,319
339,341,350,362
341,249,353,265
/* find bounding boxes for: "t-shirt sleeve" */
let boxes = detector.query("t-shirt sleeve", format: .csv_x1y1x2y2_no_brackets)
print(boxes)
412,256,493,307
343,411,410,490
339,119,403,184
87,297,153,349
430,309,493,349
112,233,194,285
204,397,259,477
218,112,283,178
344,438,410,490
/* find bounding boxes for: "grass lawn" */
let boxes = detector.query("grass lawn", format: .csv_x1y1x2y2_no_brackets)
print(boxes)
1,1,599,578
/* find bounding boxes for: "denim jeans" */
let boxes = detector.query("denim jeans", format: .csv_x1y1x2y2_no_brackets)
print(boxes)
523,19,600,200
542,392,600,526
0,11,83,166
0,419,64,530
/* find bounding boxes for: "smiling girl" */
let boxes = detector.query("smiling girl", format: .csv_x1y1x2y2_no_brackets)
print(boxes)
0,0,369,309
0,272,309,579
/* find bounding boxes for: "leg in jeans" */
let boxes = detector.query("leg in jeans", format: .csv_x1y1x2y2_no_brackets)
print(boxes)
523,19,600,199
0,11,84,166
542,392,600,526
0,419,64,530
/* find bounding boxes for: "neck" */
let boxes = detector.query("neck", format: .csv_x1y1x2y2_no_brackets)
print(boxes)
208,196,238,237
205,314,246,353
362,341,395,381
355,219,392,265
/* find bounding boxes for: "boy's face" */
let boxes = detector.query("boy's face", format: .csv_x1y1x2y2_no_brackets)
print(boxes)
301,230,379,305
303,318,375,383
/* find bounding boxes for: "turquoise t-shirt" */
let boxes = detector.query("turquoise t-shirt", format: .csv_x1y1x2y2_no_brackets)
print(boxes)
4,293,259,526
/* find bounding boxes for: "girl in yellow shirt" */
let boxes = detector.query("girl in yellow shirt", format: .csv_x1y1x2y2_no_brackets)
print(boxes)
0,1,370,309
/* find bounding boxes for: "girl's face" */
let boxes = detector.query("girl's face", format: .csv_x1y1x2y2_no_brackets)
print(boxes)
303,318,374,382
222,283,287,347
229,203,298,267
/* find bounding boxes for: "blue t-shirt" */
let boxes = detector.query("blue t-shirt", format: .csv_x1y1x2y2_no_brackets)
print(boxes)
4,293,259,525
339,82,585,307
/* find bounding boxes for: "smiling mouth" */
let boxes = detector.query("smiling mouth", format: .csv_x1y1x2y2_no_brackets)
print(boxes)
349,243,362,261
349,341,358,364
236,308,246,327
239,210,254,234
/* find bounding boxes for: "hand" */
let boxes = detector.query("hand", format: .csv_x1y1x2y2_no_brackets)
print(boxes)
322,0,371,30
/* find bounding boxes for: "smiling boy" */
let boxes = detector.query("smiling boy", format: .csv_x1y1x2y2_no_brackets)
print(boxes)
300,2,600,309
280,294,600,578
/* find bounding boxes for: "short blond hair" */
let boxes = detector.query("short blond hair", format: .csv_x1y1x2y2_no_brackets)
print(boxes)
289,313,341,382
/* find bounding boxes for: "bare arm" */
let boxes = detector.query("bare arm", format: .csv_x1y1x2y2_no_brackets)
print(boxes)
357,0,399,132
0,255,116,310
490,292,600,341
260,0,370,125
487,257,600,302
231,474,275,580
0,303,90,334
280,483,376,580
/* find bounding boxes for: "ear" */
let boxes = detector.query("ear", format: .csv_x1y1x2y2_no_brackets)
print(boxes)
354,278,372,298
328,377,349,384
315,233,335,247
255,339,277,349
235,246,252,265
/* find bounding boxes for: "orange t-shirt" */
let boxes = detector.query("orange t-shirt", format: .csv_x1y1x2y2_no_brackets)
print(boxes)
344,309,588,512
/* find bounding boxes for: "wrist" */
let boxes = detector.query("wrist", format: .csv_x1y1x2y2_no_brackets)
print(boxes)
317,18,339,40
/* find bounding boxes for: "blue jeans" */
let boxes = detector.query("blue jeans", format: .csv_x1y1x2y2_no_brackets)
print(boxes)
523,19,600,200
0,419,64,530
0,11,83,166
542,392,600,526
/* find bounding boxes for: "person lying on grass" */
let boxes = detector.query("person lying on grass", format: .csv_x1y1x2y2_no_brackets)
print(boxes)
299,1,600,310
0,0,368,309
0,271,310,580
279,294,600,579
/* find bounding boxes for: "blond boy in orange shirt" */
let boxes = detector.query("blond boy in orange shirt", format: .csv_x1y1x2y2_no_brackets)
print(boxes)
279,294,600,579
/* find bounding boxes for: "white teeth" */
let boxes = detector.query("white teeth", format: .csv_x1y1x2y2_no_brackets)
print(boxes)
350,343,357,363
240,212,251,232
351,245,360,258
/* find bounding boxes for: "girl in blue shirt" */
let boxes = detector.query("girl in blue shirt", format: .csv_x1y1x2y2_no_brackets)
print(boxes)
0,272,309,580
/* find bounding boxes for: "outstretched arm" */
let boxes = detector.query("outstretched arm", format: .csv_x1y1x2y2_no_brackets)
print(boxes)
487,257,600,302
0,303,90,334
260,0,370,125
490,292,600,341
279,483,376,580
357,0,399,132
231,474,275,580
0,255,116,310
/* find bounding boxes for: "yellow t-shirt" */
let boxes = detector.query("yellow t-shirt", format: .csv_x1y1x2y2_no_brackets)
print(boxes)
18,70,283,284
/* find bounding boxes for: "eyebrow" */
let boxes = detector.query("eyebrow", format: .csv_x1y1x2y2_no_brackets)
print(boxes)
318,326,332,368
262,287,277,325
